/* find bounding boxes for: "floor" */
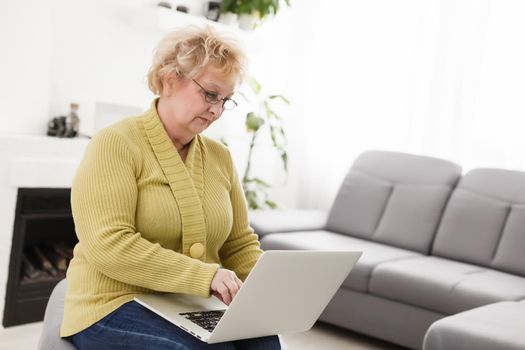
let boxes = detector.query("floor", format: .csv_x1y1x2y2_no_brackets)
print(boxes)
1,321,408,350
1,321,43,350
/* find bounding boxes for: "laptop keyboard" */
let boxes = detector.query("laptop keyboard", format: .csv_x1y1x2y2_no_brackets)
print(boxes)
179,310,226,332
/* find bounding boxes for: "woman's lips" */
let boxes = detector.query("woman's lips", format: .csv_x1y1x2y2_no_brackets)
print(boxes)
197,116,210,123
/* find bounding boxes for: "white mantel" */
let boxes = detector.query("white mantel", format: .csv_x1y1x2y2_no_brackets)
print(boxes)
0,134,89,328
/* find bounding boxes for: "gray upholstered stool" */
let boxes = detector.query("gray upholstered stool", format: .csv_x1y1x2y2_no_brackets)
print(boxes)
423,301,525,350
37,279,76,350
38,279,288,349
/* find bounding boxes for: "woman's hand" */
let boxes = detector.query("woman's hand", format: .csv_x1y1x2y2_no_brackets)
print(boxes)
210,268,243,305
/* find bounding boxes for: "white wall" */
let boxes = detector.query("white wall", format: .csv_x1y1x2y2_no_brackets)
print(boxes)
0,0,52,135
46,0,172,135
0,0,158,136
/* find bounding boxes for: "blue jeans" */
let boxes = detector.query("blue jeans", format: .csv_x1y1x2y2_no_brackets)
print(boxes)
69,301,281,350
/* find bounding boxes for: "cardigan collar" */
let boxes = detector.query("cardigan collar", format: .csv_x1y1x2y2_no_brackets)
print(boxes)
142,99,207,260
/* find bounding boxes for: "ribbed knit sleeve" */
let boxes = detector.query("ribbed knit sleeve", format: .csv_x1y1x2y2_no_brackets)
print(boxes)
71,129,219,297
219,150,263,281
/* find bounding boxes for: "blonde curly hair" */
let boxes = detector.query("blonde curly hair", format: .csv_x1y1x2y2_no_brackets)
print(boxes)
147,25,248,96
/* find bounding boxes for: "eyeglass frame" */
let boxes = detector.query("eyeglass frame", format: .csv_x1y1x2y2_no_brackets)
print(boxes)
191,79,238,110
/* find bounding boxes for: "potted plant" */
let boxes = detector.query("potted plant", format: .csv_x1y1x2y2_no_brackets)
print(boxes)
220,0,291,30
236,76,290,209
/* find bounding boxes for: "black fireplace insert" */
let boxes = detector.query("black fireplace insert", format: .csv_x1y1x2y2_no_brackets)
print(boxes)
3,188,77,327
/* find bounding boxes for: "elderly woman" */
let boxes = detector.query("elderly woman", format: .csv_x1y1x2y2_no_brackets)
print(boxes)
60,26,281,350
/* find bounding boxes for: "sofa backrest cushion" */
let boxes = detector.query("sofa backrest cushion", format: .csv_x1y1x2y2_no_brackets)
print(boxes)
326,150,461,253
432,169,525,276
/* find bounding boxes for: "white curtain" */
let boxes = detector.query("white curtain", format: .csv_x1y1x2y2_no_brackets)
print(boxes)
239,0,525,211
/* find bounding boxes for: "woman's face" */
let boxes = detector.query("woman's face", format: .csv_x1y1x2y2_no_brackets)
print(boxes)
160,66,236,139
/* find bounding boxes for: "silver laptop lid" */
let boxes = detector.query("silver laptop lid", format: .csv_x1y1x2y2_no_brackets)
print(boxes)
209,250,361,343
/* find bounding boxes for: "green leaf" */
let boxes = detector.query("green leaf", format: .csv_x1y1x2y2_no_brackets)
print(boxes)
252,177,271,187
263,106,274,122
248,76,261,94
279,126,286,138
281,150,288,174
269,110,282,120
265,199,278,209
220,0,236,13
268,95,290,104
270,128,277,145
238,2,255,15
245,190,258,210
245,112,265,132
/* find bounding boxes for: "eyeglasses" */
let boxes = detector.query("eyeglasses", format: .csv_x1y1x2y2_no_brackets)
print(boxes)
192,79,237,111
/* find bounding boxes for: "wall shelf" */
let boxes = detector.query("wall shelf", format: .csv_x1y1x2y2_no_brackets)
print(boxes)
136,6,239,34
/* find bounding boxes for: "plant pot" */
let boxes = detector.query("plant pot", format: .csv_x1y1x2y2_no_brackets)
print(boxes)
238,13,259,31
218,12,238,26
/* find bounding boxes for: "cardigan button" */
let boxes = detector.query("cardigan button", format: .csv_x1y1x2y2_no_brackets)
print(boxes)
190,243,204,259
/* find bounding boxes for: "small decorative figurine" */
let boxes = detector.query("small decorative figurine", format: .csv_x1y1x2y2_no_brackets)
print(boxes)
206,1,221,21
47,103,80,138
64,103,80,137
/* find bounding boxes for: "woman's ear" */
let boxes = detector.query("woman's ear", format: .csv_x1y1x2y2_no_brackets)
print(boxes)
161,71,180,97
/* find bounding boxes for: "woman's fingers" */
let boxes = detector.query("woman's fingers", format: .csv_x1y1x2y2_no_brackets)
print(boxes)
210,268,243,305
216,282,232,305
223,279,239,302
235,276,243,289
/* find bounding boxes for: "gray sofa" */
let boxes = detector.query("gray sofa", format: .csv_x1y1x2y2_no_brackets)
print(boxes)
250,150,525,350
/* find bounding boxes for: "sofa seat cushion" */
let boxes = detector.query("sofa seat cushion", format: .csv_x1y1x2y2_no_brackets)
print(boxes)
423,301,525,350
370,256,525,315
450,270,525,309
260,230,422,292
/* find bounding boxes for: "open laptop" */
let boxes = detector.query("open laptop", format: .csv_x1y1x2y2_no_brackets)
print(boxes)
134,250,361,343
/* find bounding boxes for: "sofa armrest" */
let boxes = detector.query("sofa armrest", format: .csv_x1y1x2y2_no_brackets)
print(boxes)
249,209,327,237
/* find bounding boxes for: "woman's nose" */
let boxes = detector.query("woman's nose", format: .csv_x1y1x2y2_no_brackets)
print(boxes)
208,102,224,117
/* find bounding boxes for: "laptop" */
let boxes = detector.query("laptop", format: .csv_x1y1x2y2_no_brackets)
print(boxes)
134,250,361,343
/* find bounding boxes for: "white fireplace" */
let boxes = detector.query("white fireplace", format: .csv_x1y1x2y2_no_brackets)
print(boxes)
0,134,89,328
